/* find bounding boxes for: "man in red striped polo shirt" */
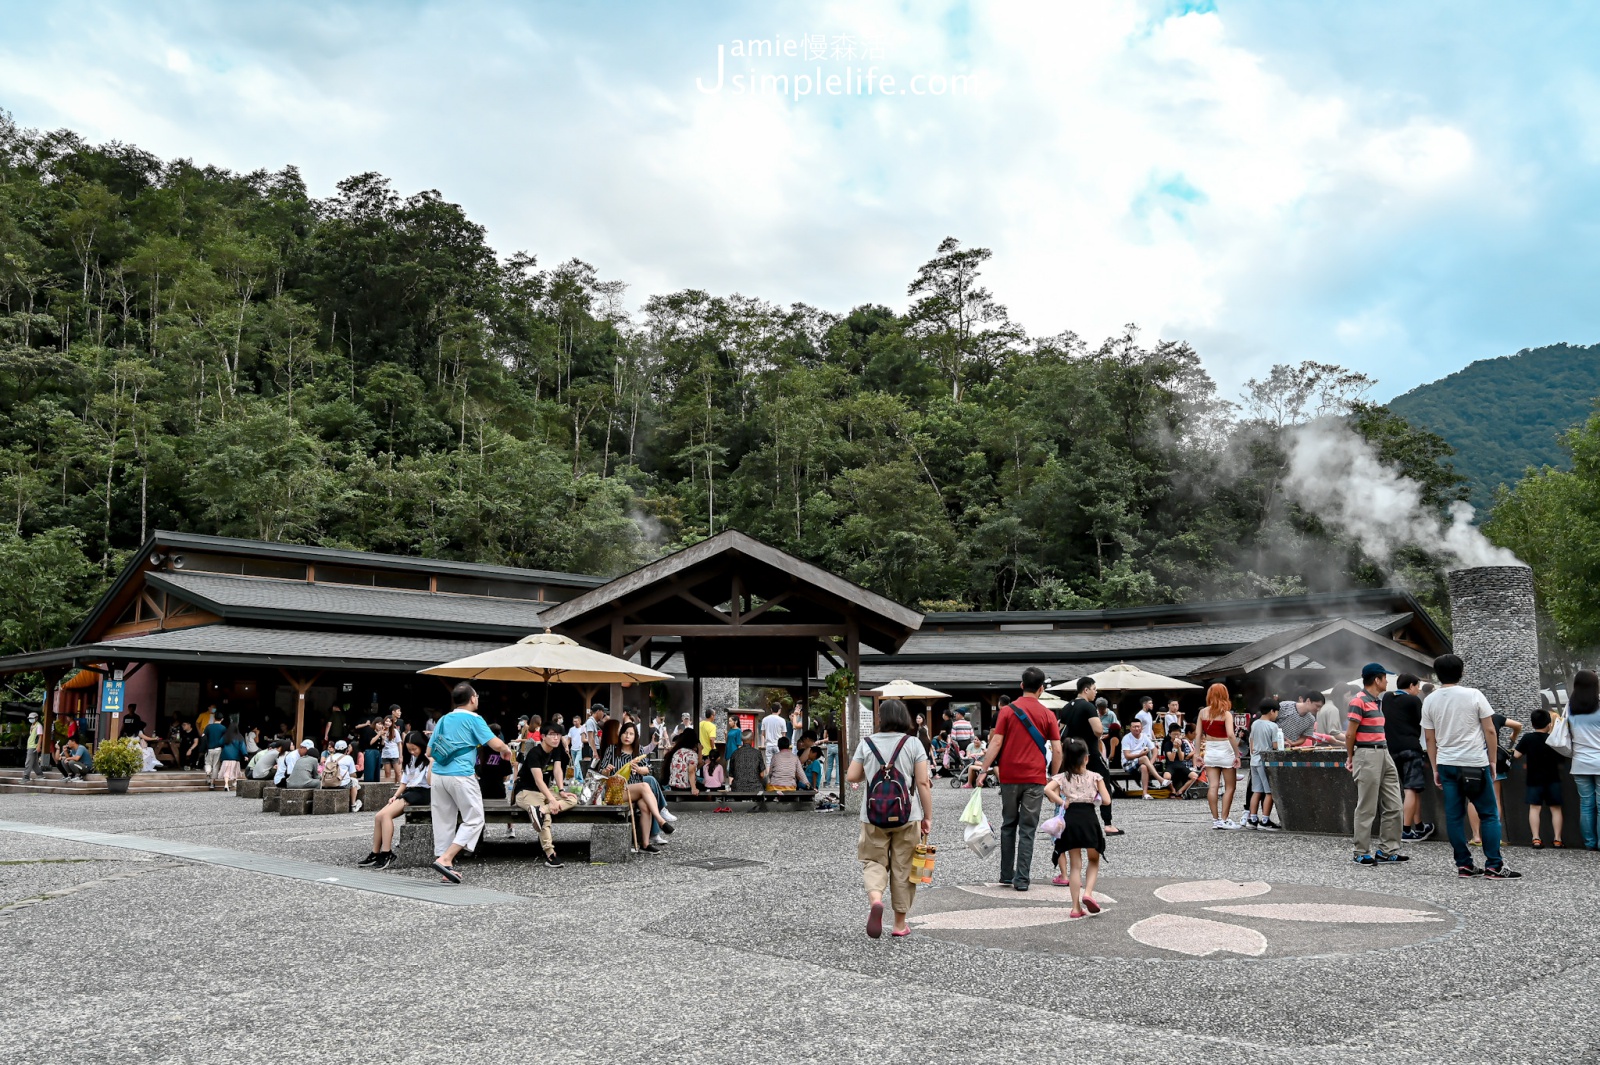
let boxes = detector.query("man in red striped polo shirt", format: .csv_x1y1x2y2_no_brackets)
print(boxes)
1345,662,1407,866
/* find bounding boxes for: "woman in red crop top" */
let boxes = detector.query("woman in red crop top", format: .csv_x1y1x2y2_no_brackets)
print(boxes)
1195,684,1241,829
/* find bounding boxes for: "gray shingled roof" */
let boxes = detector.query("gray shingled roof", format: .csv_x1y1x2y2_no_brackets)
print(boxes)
889,612,1411,660
149,572,552,637
76,625,499,670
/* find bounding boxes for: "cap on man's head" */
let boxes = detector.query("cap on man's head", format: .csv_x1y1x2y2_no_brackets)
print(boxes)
1361,662,1390,681
334,740,348,751
300,739,315,749
27,711,37,721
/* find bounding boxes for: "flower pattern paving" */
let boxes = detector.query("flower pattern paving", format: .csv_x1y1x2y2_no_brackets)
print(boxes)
907,877,1457,959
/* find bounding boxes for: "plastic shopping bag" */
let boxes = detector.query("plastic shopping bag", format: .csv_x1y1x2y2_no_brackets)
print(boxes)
958,789,985,826
964,815,999,858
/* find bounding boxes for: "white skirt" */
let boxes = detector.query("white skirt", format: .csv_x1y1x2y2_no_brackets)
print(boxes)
1202,744,1236,769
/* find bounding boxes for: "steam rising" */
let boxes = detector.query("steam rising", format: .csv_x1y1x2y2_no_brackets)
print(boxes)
1283,419,1522,570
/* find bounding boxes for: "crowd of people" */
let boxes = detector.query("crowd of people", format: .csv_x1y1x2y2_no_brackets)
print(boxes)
851,657,1600,940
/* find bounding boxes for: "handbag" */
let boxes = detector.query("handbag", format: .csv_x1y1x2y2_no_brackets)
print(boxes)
1548,708,1575,759
602,774,629,806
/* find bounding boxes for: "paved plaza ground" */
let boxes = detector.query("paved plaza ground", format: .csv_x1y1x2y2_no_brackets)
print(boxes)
2,784,1597,1064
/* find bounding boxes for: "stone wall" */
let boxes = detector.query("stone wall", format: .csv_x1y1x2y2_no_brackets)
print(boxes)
699,677,740,742
1446,565,1541,723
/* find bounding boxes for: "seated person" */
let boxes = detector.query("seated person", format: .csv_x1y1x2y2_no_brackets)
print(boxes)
59,738,93,780
799,745,824,790
283,741,323,789
929,733,948,769
767,736,809,792
728,729,766,792
1118,721,1172,795
322,740,362,812
276,739,312,784
512,729,577,867
247,742,283,781
964,737,989,788
701,752,726,790
1098,705,1122,764
1161,732,1197,797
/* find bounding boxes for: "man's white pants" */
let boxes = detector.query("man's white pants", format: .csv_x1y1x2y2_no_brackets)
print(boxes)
431,775,485,857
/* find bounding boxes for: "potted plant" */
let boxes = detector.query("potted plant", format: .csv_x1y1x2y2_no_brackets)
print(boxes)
93,737,143,794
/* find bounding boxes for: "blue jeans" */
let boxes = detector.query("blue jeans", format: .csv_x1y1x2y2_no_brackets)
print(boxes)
1575,774,1600,849
1438,764,1503,870
363,751,381,782
823,743,839,786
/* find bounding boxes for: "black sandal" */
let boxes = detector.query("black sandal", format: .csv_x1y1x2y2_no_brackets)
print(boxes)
431,861,463,884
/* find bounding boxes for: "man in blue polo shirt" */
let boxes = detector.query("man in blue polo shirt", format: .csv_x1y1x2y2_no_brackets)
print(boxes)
427,682,516,884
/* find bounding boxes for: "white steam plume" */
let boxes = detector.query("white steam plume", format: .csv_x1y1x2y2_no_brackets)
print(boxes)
1283,418,1522,570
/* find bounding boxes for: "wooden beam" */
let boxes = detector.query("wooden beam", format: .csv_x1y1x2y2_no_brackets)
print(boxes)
845,619,859,815
677,589,737,624
623,634,653,658
739,591,792,624
556,561,738,636
620,624,844,637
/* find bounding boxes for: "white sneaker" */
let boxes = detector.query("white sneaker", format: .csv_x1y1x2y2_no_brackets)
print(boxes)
1212,819,1225,830
661,809,678,823
1221,818,1244,830
351,800,362,813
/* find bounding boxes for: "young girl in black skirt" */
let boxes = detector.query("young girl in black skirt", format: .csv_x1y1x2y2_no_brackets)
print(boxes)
359,732,430,870
1044,738,1110,920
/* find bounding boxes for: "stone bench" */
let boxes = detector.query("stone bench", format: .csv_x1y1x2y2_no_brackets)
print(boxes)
664,789,815,810
261,785,281,812
277,788,313,816
312,788,351,815
396,801,633,865
236,778,268,799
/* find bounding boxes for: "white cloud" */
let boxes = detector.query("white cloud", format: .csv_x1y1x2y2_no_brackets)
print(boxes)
0,0,1594,400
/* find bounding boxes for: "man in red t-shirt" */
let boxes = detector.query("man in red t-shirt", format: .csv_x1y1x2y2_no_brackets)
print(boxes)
975,667,1063,891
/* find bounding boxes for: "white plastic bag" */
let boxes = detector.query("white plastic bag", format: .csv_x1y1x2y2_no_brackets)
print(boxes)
964,815,999,858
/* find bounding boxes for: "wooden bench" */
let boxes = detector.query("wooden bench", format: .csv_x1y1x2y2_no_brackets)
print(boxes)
396,800,634,864
664,789,815,811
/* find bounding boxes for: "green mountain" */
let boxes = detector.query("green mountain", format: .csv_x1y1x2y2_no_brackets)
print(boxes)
1388,343,1600,508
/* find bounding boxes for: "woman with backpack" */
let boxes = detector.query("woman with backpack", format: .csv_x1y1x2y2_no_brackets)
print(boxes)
846,698,933,940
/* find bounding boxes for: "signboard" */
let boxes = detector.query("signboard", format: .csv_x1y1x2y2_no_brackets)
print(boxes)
101,678,125,716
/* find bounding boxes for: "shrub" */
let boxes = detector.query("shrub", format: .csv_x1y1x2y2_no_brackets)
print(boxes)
93,737,143,778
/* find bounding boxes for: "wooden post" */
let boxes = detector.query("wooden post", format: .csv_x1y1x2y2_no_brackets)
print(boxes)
845,620,859,816
278,669,321,746
609,617,624,719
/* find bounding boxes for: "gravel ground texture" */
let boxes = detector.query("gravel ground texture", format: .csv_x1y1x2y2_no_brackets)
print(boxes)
1,783,1597,1064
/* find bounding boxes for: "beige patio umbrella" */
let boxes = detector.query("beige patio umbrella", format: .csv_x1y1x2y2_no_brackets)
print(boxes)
862,678,951,701
1049,662,1202,694
1037,692,1067,710
861,678,950,733
420,632,671,718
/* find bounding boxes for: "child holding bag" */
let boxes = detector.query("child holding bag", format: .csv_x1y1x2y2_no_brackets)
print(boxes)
1043,738,1110,920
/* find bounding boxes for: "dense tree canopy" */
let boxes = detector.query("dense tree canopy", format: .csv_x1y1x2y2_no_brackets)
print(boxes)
0,115,1471,661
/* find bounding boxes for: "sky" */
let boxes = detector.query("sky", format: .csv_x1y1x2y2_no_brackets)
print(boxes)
1,0,1597,401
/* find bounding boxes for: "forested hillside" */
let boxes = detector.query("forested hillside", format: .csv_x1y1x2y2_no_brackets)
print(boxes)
0,115,1468,660
1389,343,1600,507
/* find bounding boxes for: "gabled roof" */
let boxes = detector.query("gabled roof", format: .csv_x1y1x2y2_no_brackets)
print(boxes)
69,530,606,645
1191,618,1437,679
538,530,923,654
145,572,550,639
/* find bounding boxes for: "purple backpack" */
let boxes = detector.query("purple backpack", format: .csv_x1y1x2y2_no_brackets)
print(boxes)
863,736,913,828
